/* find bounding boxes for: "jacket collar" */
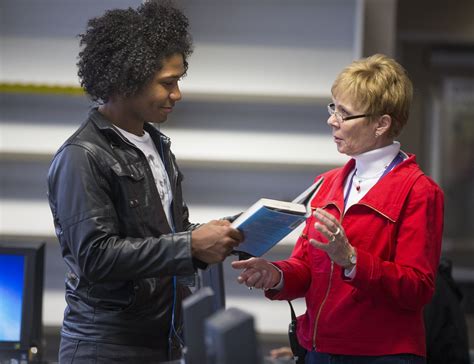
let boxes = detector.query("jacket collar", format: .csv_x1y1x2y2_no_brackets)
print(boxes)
359,154,423,221
316,154,423,222
313,160,355,215
88,108,171,149
89,108,128,146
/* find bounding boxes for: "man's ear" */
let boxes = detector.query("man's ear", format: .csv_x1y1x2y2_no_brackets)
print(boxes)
375,114,392,137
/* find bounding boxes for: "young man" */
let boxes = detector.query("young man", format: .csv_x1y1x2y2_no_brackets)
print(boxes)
47,2,242,362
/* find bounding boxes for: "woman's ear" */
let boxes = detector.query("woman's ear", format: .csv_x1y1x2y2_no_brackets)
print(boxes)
375,114,392,137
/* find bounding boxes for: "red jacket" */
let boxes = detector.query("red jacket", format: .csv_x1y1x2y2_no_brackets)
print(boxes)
266,154,444,357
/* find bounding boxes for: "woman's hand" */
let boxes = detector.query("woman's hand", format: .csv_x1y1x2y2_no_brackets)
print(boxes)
231,257,282,290
310,208,356,269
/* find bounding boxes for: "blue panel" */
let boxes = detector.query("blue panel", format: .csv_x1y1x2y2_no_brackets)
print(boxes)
0,254,25,342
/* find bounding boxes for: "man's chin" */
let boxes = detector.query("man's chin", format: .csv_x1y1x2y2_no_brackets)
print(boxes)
151,117,167,124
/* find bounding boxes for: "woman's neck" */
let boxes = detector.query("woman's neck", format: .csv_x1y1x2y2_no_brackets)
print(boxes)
353,142,400,178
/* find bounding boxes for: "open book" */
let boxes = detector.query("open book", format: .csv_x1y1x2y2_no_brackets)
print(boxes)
231,178,323,257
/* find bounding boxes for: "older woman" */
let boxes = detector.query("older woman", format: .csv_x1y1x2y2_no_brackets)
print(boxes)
232,54,444,364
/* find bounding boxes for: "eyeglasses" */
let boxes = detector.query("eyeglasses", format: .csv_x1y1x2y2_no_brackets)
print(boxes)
327,103,371,124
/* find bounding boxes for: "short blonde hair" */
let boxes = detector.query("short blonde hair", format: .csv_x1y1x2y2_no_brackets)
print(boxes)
331,54,413,138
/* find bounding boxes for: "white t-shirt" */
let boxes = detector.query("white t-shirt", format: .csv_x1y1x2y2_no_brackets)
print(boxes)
114,126,174,230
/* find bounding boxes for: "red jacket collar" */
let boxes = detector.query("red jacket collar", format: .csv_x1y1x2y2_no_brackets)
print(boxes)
312,154,424,221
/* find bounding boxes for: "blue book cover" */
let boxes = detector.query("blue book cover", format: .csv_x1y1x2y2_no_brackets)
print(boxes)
231,178,323,257
233,206,306,256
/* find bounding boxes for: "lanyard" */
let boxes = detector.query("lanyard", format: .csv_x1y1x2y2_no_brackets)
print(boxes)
344,152,405,207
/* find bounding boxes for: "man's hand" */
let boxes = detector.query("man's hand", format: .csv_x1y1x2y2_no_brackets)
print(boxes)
191,220,243,264
231,257,281,290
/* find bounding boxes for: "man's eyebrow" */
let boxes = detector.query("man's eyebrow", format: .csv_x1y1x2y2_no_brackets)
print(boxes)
159,72,186,80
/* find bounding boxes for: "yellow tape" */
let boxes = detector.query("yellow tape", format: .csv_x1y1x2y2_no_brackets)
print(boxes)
0,83,84,96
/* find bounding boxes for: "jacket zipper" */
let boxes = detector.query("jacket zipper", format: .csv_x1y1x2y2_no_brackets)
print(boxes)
312,260,334,350
310,200,393,350
311,203,342,350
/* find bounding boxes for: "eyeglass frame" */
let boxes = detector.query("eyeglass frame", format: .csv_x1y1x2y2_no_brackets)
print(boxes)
327,103,372,124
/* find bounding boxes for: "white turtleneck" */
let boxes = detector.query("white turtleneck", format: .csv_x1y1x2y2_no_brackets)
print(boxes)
343,141,403,212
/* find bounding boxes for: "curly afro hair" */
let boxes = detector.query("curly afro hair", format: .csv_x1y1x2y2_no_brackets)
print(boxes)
77,0,193,103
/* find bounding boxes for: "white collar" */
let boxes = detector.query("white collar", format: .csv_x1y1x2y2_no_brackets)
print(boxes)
352,141,401,178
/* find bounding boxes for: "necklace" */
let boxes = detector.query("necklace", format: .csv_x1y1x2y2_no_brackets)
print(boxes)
353,169,386,193
354,173,361,192
344,151,405,206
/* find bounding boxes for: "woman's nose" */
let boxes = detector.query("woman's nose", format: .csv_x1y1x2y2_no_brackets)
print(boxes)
327,114,338,127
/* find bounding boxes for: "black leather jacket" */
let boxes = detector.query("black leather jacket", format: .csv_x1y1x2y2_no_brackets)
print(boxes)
48,108,200,356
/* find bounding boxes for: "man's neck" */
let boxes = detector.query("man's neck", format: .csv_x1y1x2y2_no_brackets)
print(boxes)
98,102,145,137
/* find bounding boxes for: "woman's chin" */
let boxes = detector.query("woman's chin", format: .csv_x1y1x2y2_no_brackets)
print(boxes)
336,145,347,155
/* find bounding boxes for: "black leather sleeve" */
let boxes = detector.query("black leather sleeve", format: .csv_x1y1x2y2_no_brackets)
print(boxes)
48,144,196,283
